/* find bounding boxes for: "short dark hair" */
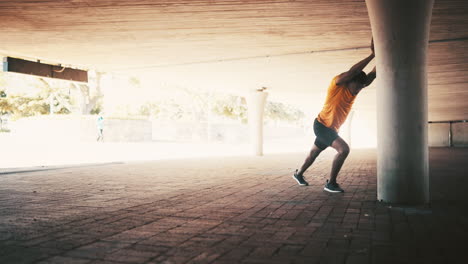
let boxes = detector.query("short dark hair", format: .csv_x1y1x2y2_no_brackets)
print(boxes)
352,71,367,84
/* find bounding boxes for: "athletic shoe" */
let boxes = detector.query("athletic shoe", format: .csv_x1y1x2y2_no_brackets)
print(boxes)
292,169,309,186
324,180,344,193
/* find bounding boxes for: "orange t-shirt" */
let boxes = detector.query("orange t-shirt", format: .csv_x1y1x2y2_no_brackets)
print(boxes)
317,75,356,131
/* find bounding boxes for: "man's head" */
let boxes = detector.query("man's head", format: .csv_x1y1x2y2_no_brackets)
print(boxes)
349,71,367,92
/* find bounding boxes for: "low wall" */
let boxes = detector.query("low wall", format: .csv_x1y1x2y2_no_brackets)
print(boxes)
453,122,468,147
428,121,468,147
12,117,305,144
428,123,450,147
12,115,152,142
151,120,307,143
99,118,152,142
11,116,468,146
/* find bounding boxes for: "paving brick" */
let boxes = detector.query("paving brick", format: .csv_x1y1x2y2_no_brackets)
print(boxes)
301,242,326,257
102,249,157,263
0,149,467,263
64,241,131,260
345,254,370,264
37,256,92,264
0,246,55,264
218,246,254,261
319,253,346,264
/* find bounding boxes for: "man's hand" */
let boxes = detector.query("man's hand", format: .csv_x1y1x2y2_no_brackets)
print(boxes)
364,66,377,87
335,37,375,86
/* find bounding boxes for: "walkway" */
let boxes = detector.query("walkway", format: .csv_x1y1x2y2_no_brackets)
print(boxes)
1,148,467,264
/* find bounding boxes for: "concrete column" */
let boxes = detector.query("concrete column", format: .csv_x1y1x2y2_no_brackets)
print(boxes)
366,0,434,204
247,89,268,156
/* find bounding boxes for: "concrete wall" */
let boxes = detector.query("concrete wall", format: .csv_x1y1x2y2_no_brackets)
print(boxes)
151,120,307,143
101,118,152,142
428,122,468,147
428,123,450,147
13,115,466,146
12,115,152,142
453,122,468,147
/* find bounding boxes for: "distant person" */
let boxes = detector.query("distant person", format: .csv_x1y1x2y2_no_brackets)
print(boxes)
96,116,104,142
292,38,377,193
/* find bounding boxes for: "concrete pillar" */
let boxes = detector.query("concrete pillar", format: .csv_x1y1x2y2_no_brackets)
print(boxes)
366,0,434,204
247,89,268,156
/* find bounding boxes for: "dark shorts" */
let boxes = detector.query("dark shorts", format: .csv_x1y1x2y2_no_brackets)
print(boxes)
313,118,339,150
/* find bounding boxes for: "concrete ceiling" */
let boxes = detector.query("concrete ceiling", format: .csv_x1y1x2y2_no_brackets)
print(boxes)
0,0,467,121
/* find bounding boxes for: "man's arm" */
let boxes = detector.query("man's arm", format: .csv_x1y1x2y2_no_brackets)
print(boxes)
364,66,376,87
336,38,375,86
336,53,375,86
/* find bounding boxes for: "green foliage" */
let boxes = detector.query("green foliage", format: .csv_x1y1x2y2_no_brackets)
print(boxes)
138,100,184,120
1,71,305,125
90,102,102,115
139,102,161,117
137,89,303,125
212,95,248,123
128,76,141,88
0,76,73,119
212,95,304,124
0,91,13,115
265,101,305,123
3,94,49,119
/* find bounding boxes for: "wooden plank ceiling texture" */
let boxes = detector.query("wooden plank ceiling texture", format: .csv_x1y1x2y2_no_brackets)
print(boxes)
0,0,467,121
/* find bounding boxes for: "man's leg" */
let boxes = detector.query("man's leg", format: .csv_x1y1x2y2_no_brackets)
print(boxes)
97,129,103,141
329,136,350,184
297,144,323,177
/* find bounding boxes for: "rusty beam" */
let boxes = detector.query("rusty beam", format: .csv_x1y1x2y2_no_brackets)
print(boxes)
2,57,88,83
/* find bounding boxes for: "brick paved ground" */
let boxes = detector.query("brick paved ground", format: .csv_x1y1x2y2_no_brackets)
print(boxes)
0,148,467,264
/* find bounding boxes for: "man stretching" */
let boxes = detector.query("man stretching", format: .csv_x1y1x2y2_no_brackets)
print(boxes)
293,39,377,192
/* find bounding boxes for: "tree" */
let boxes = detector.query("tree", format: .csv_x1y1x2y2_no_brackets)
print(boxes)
73,71,103,114
265,101,305,124
0,90,12,131
37,78,72,115
0,76,75,120
212,94,248,123
3,94,49,119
